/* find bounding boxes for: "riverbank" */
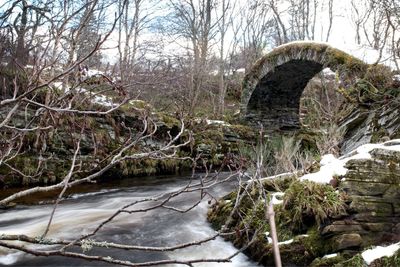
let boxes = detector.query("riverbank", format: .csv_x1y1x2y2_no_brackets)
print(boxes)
207,139,400,266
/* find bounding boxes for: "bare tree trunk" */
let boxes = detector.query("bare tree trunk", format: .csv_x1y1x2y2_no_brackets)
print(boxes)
267,201,282,267
217,0,227,117
14,0,29,67
325,0,334,42
269,0,288,44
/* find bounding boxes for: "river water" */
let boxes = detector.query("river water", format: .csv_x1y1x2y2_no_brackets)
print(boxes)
0,174,258,266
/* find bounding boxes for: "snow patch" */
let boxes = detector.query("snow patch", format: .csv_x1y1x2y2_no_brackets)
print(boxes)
0,252,22,265
301,139,400,184
264,232,273,244
322,253,338,259
73,87,116,107
278,239,293,245
206,120,230,126
300,153,347,184
271,192,284,205
322,67,335,78
87,69,104,77
361,242,400,265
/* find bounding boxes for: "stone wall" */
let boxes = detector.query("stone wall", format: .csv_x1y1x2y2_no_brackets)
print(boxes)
321,143,400,251
340,101,400,154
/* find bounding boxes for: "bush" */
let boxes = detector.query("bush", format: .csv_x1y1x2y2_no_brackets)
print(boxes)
364,65,393,91
282,180,347,231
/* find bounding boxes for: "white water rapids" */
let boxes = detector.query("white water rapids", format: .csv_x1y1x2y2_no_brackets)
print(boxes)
0,174,257,266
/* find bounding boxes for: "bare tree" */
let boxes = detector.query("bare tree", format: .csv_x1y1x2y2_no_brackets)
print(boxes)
350,0,369,45
287,0,319,40
0,0,51,67
165,0,219,115
117,0,156,82
325,0,334,42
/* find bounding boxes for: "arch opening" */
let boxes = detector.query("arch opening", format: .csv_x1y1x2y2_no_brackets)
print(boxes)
245,59,323,131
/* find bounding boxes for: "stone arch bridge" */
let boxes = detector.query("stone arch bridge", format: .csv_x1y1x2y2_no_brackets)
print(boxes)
240,41,369,131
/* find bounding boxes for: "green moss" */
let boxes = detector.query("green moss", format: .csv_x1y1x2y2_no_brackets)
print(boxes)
337,254,365,267
207,199,235,229
310,254,346,267
261,174,296,192
228,124,257,140
363,65,393,91
303,227,333,257
121,100,152,113
295,129,320,154
325,47,368,75
158,113,180,128
282,180,347,231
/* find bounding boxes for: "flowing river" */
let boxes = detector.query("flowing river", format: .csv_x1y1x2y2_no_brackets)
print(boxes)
0,173,257,266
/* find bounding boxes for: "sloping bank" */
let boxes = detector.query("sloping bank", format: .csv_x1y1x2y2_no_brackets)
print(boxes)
207,139,400,266
0,99,257,189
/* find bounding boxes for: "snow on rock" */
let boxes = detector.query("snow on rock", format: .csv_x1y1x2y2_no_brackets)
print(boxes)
322,253,338,259
51,81,64,90
361,242,400,265
206,119,230,126
0,252,22,265
271,192,285,205
264,232,273,244
264,234,295,245
301,139,400,184
278,239,294,245
322,67,335,78
300,153,347,184
87,69,104,77
236,68,246,74
93,94,115,107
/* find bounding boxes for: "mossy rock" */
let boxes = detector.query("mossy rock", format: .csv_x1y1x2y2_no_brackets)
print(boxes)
157,112,181,128
310,254,346,267
207,198,235,229
337,254,366,267
261,174,296,192
227,124,257,141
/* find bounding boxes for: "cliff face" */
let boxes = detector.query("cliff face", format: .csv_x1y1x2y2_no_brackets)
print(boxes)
340,100,400,154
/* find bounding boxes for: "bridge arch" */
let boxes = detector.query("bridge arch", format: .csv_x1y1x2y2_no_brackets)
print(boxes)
240,41,368,131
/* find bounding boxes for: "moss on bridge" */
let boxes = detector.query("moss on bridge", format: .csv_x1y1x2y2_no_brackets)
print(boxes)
240,41,371,130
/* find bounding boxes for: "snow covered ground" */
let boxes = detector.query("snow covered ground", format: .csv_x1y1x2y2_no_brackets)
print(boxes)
50,82,117,108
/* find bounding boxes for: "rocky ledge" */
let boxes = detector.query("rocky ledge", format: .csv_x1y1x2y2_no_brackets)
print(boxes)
208,139,400,266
